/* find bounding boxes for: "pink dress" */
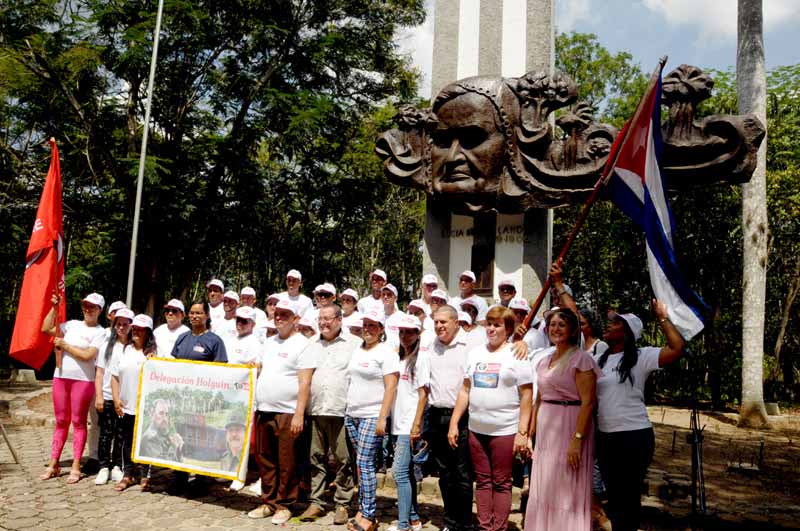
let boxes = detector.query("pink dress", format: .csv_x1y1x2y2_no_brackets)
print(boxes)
524,350,602,531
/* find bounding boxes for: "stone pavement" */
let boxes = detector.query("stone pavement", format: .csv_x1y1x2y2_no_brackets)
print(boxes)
0,423,526,531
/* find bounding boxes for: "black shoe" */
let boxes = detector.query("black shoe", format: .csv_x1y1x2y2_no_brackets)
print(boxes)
166,477,189,496
81,458,100,475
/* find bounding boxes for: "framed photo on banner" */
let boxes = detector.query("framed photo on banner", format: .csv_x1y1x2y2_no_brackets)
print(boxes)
132,358,256,480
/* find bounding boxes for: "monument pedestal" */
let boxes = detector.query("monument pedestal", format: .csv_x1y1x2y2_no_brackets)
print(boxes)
423,199,551,303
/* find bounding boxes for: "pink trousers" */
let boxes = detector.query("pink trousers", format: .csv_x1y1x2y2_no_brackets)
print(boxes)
50,377,95,462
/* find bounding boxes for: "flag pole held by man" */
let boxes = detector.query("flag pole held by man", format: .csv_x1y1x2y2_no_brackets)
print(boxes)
10,138,67,370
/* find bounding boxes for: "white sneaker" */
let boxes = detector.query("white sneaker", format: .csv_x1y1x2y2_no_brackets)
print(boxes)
110,466,124,482
94,467,110,485
246,481,262,495
229,480,244,491
271,509,292,525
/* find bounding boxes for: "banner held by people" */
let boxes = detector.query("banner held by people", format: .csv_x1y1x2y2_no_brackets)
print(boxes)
10,138,66,370
132,358,256,481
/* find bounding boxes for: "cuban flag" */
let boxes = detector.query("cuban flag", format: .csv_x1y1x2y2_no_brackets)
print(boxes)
604,65,708,340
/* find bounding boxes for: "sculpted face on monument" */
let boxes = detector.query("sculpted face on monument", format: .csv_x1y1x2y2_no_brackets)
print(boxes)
375,65,765,214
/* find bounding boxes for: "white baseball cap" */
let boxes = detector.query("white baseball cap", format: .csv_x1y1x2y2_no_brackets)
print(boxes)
361,308,385,326
370,269,387,281
407,299,426,312
458,311,473,325
382,283,398,297
114,308,135,321
235,306,256,321
206,279,224,290
107,300,126,316
398,312,421,330
132,314,153,329
315,283,336,296
298,315,316,328
223,290,240,302
421,274,438,285
509,298,530,312
266,293,281,302
82,293,105,310
343,312,363,329
609,311,644,341
286,269,302,280
460,296,479,310
240,286,256,297
431,289,449,302
498,277,516,289
163,299,185,313
341,288,359,300
265,319,277,330
459,270,476,282
275,299,298,315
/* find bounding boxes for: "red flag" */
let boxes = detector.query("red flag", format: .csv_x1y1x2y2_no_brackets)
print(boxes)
10,139,66,370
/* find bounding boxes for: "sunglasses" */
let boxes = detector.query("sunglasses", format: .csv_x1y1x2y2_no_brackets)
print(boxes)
164,308,179,314
316,293,333,298
499,286,515,293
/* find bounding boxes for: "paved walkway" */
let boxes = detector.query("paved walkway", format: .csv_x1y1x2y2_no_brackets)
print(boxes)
0,424,526,530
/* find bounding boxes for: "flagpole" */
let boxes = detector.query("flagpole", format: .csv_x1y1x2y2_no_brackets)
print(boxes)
126,0,165,307
514,56,668,340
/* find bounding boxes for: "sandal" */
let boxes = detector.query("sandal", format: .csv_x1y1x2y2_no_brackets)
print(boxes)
115,476,135,491
140,478,151,492
39,465,60,480
65,470,82,484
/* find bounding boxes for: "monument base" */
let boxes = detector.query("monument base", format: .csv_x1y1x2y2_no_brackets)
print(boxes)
423,198,552,305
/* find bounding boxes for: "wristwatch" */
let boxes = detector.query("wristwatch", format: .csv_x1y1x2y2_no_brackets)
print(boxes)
574,431,584,440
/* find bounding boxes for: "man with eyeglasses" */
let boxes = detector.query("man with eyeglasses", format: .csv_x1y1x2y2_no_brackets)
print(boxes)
298,304,360,524
306,283,337,324
497,278,518,307
153,299,189,358
240,286,268,342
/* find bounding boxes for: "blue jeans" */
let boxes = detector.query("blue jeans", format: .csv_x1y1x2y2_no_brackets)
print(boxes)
393,435,420,530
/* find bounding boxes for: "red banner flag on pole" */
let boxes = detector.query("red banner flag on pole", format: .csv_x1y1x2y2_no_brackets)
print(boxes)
10,138,66,370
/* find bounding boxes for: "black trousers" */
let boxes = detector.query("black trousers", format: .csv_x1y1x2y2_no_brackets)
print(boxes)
427,407,474,531
597,427,655,531
118,413,150,478
97,400,120,470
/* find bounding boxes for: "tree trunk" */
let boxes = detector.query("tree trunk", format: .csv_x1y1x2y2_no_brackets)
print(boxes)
737,0,770,428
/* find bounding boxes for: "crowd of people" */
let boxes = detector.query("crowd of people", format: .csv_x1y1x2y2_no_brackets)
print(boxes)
39,263,685,531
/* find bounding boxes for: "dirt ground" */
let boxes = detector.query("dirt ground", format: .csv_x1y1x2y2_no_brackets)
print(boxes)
642,405,800,529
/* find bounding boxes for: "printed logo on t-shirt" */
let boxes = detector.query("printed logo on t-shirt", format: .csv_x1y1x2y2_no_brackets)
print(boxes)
474,362,501,389
193,345,205,353
359,361,370,368
400,373,409,381
278,351,289,358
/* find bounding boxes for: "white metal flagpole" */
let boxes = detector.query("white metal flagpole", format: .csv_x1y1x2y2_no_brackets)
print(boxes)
126,0,166,307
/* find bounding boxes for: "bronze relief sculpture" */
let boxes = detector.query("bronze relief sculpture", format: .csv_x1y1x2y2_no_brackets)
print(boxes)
375,65,765,214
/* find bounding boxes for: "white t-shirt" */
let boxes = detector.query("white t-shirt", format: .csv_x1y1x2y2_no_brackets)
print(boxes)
384,311,404,349
523,325,550,353
596,347,661,433
346,342,400,418
528,346,554,401
464,343,533,436
392,353,430,435
255,333,314,414
588,340,610,358
153,324,190,358
54,320,107,381
212,316,239,353
357,295,383,314
96,341,125,401
278,291,313,317
110,345,147,416
209,302,225,323
226,333,264,365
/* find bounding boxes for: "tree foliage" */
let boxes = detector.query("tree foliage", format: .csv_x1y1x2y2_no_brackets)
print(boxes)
0,0,426,364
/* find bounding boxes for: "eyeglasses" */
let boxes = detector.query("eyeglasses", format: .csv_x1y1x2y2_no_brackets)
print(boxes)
81,304,99,312
164,308,179,315
499,286,515,293
318,316,339,323
316,293,333,298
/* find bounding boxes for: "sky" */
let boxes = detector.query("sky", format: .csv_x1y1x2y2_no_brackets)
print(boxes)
395,0,800,98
